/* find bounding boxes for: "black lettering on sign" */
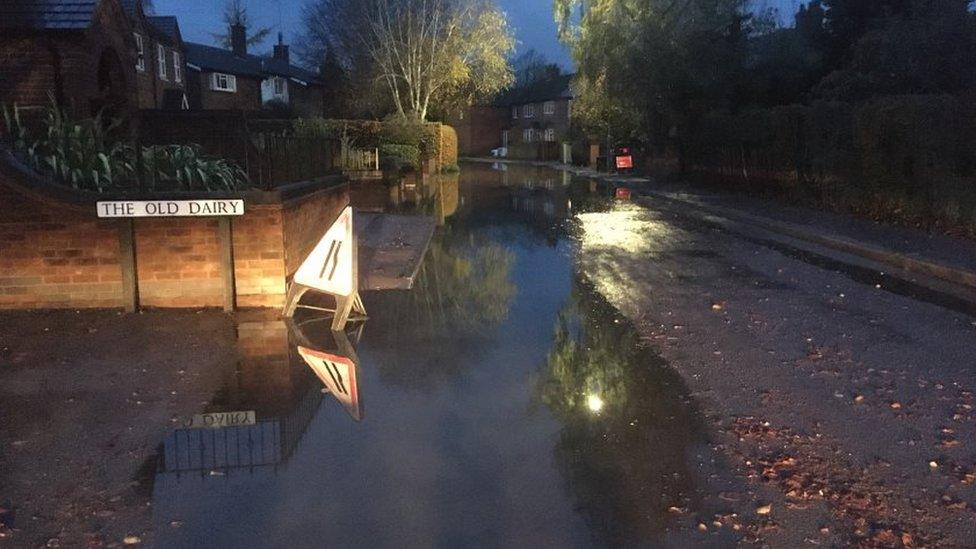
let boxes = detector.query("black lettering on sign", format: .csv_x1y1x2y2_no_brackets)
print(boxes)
325,360,348,395
319,239,343,281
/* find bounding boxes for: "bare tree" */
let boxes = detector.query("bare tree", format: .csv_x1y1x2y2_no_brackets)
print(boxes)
300,0,512,121
212,0,272,50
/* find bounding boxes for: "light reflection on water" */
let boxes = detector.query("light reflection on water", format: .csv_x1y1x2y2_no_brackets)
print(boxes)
150,163,713,548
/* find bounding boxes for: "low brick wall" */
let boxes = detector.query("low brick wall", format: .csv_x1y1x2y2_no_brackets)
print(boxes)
0,152,348,310
0,182,124,309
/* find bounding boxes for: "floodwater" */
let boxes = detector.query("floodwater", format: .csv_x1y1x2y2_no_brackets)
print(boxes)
149,163,716,548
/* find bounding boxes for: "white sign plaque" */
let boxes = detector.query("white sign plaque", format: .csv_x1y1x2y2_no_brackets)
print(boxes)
96,199,244,218
293,206,355,297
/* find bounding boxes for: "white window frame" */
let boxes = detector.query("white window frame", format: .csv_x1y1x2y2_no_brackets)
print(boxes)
157,44,167,80
544,128,555,142
512,106,518,119
273,76,285,95
172,51,182,83
134,33,145,71
523,128,533,143
211,72,237,92
524,104,535,118
544,101,555,116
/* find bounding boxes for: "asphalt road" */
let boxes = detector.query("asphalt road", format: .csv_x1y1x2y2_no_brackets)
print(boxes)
577,198,976,546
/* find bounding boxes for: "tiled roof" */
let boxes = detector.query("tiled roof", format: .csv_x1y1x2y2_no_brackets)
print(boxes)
185,41,322,85
0,0,100,30
494,74,574,107
184,42,265,78
260,57,320,85
147,15,181,43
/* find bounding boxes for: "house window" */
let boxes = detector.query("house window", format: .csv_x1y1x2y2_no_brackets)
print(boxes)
512,106,518,119
544,101,555,115
524,104,535,118
544,128,556,142
567,99,573,120
172,52,182,83
523,128,533,142
211,72,237,92
157,44,167,80
273,77,285,95
134,33,145,71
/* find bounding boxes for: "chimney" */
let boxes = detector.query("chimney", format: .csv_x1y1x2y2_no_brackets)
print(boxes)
273,32,289,63
230,23,247,56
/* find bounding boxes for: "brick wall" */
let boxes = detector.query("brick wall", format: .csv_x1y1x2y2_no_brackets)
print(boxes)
135,217,224,307
0,153,348,310
196,72,262,111
0,181,124,309
233,205,288,308
451,106,505,157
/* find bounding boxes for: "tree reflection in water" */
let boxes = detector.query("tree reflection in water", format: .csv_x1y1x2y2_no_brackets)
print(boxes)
364,230,516,388
537,279,709,546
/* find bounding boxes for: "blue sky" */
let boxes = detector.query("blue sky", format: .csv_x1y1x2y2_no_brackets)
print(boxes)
154,0,801,69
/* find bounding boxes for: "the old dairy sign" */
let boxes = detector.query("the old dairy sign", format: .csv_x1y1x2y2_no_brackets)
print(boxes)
284,206,366,330
96,199,244,218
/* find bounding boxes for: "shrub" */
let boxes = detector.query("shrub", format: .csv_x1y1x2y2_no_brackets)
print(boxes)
379,115,426,147
379,143,420,172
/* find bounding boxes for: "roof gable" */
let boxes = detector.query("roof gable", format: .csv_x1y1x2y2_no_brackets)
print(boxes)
147,15,182,45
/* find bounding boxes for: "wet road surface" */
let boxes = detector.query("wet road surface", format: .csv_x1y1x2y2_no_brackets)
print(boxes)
2,162,975,547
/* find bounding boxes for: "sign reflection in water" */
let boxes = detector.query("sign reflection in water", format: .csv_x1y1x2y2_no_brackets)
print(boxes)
154,317,367,479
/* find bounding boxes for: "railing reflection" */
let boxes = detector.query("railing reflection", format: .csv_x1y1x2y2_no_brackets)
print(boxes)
154,315,367,480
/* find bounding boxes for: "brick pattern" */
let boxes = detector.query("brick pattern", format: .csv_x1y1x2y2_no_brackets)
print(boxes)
193,72,262,111
0,183,123,309
233,205,287,308
134,217,223,308
235,320,295,414
1,163,348,310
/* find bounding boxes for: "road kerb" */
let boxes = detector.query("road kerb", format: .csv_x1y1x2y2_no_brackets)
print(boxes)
636,190,976,291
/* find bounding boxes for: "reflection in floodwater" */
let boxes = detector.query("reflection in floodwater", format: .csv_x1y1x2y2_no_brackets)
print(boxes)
538,280,708,546
150,162,720,547
153,317,366,480
292,318,366,422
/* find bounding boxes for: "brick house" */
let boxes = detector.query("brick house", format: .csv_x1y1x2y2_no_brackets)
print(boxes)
0,0,188,118
496,73,574,161
185,28,325,117
452,73,574,160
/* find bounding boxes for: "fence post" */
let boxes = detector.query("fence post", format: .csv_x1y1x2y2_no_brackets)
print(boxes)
218,218,236,312
118,219,138,313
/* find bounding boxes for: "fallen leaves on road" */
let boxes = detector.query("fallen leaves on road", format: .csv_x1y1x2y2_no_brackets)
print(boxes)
725,417,969,547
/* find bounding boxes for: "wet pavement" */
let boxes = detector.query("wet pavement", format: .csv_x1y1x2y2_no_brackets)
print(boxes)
2,162,976,547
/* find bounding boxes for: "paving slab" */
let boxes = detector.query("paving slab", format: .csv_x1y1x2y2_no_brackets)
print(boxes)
356,212,435,291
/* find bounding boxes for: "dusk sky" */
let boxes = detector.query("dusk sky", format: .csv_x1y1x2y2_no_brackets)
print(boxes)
154,0,803,70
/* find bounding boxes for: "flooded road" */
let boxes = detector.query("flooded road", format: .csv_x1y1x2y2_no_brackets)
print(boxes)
5,161,975,547
148,164,726,547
